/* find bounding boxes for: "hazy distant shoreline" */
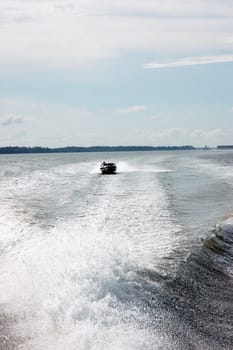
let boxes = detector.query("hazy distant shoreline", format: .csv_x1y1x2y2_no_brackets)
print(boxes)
0,145,232,154
0,145,197,154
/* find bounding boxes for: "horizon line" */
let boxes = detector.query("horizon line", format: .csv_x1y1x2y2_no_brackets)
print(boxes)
0,145,231,155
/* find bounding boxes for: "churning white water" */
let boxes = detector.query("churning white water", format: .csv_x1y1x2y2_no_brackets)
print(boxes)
0,150,233,350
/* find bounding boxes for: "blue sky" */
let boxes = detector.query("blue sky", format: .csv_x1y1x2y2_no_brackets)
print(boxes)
0,0,233,147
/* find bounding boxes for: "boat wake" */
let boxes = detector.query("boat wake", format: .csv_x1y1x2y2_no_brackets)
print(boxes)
0,152,233,350
1,210,233,350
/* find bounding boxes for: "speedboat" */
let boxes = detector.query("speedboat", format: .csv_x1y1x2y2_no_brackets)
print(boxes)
100,162,117,174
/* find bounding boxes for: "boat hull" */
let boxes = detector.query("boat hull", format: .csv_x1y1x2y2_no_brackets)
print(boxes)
100,163,117,174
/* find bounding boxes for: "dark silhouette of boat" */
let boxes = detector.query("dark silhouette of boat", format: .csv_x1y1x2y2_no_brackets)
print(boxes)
100,162,117,174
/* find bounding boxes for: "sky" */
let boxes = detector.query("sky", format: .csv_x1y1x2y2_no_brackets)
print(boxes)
0,0,233,147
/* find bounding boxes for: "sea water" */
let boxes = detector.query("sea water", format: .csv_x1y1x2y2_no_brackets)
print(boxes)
0,150,233,350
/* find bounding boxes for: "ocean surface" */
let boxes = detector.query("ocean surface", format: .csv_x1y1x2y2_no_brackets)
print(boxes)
0,150,233,350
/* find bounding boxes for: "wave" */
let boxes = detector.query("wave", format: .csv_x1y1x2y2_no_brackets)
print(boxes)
1,152,233,349
157,215,233,349
202,217,233,284
1,213,233,350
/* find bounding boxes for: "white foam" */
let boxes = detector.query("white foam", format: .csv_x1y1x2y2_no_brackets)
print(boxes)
0,155,183,349
189,158,233,186
0,212,169,349
221,218,233,234
116,161,171,174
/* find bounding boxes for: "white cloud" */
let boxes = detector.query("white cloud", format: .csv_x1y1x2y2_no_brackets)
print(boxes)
190,128,224,139
0,114,28,126
153,128,225,140
113,105,148,115
0,0,233,68
4,0,232,18
154,128,187,138
144,54,233,69
150,115,160,121
0,97,94,119
0,97,99,146
131,127,227,145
